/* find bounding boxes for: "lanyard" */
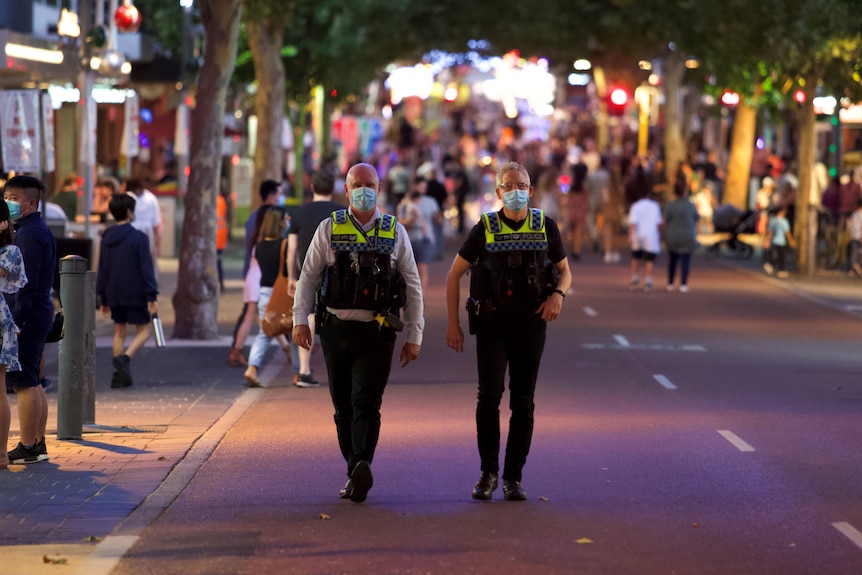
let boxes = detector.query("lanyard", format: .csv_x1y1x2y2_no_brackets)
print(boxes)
348,213,380,251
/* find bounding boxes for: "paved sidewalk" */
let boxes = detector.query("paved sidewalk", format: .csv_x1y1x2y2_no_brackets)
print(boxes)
1,236,860,573
0,247,289,573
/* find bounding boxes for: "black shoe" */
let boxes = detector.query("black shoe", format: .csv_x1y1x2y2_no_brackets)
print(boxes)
339,479,353,499
471,472,498,500
112,354,133,387
8,442,40,464
502,480,527,501
36,437,49,462
294,373,320,388
349,460,373,503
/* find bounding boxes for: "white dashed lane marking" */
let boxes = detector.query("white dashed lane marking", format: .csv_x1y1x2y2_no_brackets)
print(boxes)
583,307,597,317
652,374,677,390
613,334,630,347
718,430,756,452
833,522,862,551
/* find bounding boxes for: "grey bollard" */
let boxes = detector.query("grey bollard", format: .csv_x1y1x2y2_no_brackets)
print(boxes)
82,270,97,424
57,255,91,440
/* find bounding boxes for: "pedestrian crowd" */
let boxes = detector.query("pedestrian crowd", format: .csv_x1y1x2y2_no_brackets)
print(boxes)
2,119,857,507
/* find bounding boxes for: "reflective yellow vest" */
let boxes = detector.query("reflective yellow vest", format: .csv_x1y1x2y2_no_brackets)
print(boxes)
470,208,554,310
322,210,403,310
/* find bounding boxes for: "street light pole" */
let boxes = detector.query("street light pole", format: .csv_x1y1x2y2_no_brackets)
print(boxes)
77,0,95,239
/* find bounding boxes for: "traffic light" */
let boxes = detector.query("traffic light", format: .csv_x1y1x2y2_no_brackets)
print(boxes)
607,87,630,116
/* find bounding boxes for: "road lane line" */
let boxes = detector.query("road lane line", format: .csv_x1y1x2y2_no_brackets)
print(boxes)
653,374,677,390
613,334,630,347
583,306,597,317
717,430,756,452
833,522,862,551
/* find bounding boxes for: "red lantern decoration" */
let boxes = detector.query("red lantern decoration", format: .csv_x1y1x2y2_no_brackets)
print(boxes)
114,3,141,33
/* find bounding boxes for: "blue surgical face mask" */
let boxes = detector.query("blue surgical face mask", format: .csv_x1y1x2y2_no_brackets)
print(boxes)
6,200,21,221
350,186,377,212
502,190,529,211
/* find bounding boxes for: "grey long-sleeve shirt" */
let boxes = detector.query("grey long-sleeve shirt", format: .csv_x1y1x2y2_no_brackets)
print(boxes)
292,207,425,346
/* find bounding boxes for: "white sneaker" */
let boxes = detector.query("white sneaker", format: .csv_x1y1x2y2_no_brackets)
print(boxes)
666,285,675,292
680,285,689,293
776,270,790,279
604,252,612,263
763,262,774,276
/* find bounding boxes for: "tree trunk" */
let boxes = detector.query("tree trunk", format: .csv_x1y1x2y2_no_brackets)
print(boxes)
662,53,686,186
247,20,285,212
724,102,758,209
795,76,818,276
291,103,307,203
172,0,241,339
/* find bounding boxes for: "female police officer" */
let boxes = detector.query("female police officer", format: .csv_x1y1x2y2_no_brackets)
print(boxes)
446,161,571,501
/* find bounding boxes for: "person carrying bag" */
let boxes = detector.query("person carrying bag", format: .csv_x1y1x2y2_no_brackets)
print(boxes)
261,239,293,338
244,209,293,387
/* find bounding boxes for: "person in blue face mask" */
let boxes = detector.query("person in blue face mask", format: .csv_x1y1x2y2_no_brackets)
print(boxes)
445,160,572,502
292,162,425,503
3,176,56,465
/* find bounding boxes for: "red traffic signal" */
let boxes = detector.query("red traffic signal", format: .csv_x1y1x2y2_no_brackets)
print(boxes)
607,87,630,115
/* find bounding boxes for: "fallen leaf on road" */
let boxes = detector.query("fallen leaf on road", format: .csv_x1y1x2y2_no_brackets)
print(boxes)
538,496,549,502
575,538,593,544
43,555,68,565
692,523,700,528
158,456,166,461
84,535,103,543
319,513,331,520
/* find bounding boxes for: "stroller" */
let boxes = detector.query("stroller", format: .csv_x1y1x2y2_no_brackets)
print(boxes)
705,205,756,260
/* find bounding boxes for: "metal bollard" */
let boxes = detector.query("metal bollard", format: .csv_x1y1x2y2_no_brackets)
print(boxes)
57,256,92,440
82,270,97,424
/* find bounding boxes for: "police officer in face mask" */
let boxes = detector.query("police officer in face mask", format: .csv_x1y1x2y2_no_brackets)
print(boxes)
292,162,424,503
446,161,572,502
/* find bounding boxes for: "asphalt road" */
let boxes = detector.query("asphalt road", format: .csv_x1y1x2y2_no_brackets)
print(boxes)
110,252,862,575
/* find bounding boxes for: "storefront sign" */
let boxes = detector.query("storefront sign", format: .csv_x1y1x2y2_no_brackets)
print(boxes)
41,92,55,173
0,90,41,173
122,93,140,157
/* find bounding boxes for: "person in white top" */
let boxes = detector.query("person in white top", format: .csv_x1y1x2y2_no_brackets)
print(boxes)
628,189,664,291
125,177,163,279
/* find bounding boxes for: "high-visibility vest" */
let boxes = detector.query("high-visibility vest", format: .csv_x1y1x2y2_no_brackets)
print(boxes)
321,210,405,311
470,208,555,310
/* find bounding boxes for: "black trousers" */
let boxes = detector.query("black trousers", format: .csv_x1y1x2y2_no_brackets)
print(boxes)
319,316,396,475
474,312,547,482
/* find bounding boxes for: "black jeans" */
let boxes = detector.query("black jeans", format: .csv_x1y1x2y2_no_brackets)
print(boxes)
319,316,396,475
667,251,691,286
475,312,547,482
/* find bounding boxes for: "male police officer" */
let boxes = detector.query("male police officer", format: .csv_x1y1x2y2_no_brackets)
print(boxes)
293,162,424,503
446,161,571,501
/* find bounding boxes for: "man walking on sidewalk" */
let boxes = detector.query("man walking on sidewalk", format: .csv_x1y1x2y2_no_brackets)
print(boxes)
292,162,424,503
287,168,342,388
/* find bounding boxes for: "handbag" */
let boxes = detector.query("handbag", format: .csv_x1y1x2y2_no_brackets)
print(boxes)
45,309,64,343
260,240,294,338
